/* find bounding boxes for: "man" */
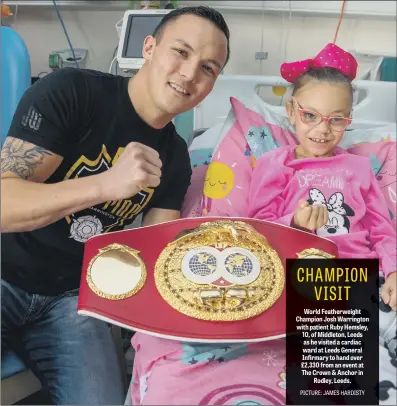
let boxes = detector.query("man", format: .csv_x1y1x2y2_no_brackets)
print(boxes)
1,6,230,404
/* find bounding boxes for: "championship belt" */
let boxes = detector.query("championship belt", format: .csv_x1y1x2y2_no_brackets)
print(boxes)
78,217,337,342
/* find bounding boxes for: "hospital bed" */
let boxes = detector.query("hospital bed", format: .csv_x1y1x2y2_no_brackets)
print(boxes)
125,75,396,404
183,73,396,218
190,74,396,142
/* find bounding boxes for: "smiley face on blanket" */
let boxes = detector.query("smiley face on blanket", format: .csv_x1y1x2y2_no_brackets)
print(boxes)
307,188,355,237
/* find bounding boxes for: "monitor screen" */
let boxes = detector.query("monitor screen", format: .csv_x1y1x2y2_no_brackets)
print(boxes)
122,15,165,58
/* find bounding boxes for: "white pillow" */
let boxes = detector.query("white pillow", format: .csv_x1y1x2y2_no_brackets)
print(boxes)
189,122,225,152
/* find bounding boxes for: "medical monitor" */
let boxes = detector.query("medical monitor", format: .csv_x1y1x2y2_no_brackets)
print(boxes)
117,9,171,72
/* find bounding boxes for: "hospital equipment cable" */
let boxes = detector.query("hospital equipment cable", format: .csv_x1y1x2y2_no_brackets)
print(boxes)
284,1,292,63
109,54,118,74
111,45,119,75
259,0,265,76
11,1,18,24
52,0,79,69
280,1,292,105
333,0,346,44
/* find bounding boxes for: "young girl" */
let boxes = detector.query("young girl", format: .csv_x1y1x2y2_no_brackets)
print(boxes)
129,44,396,405
248,43,396,312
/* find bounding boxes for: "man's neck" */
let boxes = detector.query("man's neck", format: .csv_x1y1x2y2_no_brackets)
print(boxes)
128,69,173,129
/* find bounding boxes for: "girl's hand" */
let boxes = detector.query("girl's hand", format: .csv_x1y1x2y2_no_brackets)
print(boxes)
293,200,328,231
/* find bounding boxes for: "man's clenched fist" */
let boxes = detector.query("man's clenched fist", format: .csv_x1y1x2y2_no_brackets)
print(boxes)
98,142,162,201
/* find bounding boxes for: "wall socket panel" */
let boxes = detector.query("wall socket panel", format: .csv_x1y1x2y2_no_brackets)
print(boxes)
255,51,269,60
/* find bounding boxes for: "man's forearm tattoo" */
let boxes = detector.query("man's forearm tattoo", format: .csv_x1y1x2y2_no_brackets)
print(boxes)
1,138,53,180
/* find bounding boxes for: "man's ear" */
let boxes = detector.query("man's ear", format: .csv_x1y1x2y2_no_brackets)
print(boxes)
285,100,295,125
142,35,156,62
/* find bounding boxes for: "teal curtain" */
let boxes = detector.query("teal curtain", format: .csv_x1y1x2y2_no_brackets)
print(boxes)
174,110,194,142
381,57,397,82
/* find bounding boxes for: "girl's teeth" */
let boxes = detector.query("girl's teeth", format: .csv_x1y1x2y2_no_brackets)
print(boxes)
311,139,327,143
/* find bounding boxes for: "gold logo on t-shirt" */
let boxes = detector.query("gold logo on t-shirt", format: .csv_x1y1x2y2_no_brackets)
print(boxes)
63,145,154,242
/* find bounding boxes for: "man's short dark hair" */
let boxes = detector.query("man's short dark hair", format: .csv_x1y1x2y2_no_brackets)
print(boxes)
152,6,230,67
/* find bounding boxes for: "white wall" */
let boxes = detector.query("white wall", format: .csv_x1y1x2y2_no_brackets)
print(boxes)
5,2,396,79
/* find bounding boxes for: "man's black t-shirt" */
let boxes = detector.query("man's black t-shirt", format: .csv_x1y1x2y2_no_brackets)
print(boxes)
2,68,192,295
